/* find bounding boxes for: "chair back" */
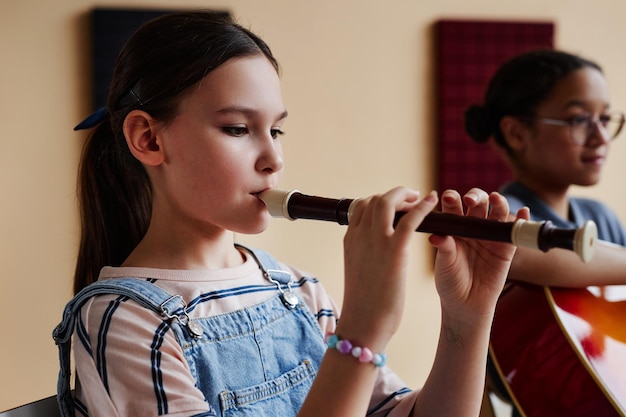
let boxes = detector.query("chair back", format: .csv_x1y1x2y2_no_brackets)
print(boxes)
0,395,60,417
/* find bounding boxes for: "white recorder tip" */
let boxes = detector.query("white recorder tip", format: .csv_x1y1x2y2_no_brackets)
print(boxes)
574,220,597,263
258,189,299,220
511,218,597,263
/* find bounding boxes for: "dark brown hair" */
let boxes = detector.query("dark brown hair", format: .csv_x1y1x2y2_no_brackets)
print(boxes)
464,49,602,152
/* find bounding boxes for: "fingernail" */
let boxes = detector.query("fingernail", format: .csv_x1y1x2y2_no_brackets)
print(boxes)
441,190,455,204
466,192,478,202
424,190,438,202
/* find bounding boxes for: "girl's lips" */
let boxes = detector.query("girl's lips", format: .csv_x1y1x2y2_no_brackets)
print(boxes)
582,155,605,166
252,189,272,204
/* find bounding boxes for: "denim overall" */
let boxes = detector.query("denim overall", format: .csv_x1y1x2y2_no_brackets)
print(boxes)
53,246,328,417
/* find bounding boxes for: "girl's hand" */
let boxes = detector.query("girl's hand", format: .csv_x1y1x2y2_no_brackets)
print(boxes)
430,188,529,321
337,187,438,351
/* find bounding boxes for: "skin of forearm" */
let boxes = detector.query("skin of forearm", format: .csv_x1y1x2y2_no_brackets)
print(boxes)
297,350,379,417
509,241,626,287
410,309,494,417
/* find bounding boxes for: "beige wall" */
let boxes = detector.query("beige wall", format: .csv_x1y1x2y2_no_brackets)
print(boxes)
2,0,625,410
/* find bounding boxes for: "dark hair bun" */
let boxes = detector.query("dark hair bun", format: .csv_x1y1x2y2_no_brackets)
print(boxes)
464,105,493,143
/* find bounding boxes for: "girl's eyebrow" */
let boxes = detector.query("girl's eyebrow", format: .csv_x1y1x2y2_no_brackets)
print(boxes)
562,99,609,111
217,106,288,121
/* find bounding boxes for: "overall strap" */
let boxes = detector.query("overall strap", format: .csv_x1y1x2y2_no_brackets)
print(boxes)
52,278,182,417
235,244,292,284
235,244,299,308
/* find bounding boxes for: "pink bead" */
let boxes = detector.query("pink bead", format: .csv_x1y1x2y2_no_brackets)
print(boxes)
358,347,373,363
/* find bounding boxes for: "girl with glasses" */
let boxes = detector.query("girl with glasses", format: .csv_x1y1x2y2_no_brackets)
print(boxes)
465,49,626,416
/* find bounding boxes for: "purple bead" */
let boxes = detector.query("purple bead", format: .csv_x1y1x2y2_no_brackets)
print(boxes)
337,339,353,354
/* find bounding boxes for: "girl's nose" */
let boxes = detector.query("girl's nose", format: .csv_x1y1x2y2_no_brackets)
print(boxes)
256,136,284,173
586,121,611,146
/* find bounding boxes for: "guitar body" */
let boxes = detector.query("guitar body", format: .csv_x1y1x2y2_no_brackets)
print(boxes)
489,283,626,416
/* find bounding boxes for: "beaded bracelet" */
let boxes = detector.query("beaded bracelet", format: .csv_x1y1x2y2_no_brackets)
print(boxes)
325,333,387,368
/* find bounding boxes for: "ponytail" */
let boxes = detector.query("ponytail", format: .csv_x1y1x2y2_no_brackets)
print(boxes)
464,104,496,144
74,116,151,293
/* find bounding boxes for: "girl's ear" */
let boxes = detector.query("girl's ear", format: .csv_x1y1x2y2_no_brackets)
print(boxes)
123,110,164,166
499,115,530,152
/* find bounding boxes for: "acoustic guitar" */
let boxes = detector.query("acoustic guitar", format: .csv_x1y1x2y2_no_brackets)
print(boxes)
489,282,626,416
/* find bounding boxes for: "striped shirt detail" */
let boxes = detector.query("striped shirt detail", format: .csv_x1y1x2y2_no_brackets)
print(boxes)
96,296,127,391
151,321,172,415
315,308,336,320
73,397,89,416
367,387,413,415
76,310,93,358
184,276,319,313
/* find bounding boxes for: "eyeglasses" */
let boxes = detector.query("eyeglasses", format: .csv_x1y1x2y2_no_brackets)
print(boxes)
531,112,625,145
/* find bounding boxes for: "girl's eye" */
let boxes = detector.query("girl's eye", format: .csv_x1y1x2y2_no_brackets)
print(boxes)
222,126,248,137
598,114,612,126
568,114,590,127
270,129,285,139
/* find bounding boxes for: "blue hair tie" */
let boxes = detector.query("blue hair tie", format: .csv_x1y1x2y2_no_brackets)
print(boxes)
74,107,107,131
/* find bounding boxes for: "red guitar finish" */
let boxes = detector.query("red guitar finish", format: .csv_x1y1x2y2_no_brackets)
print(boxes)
489,283,626,416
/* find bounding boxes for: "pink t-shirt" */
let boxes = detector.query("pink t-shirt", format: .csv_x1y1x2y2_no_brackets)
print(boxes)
72,250,418,416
